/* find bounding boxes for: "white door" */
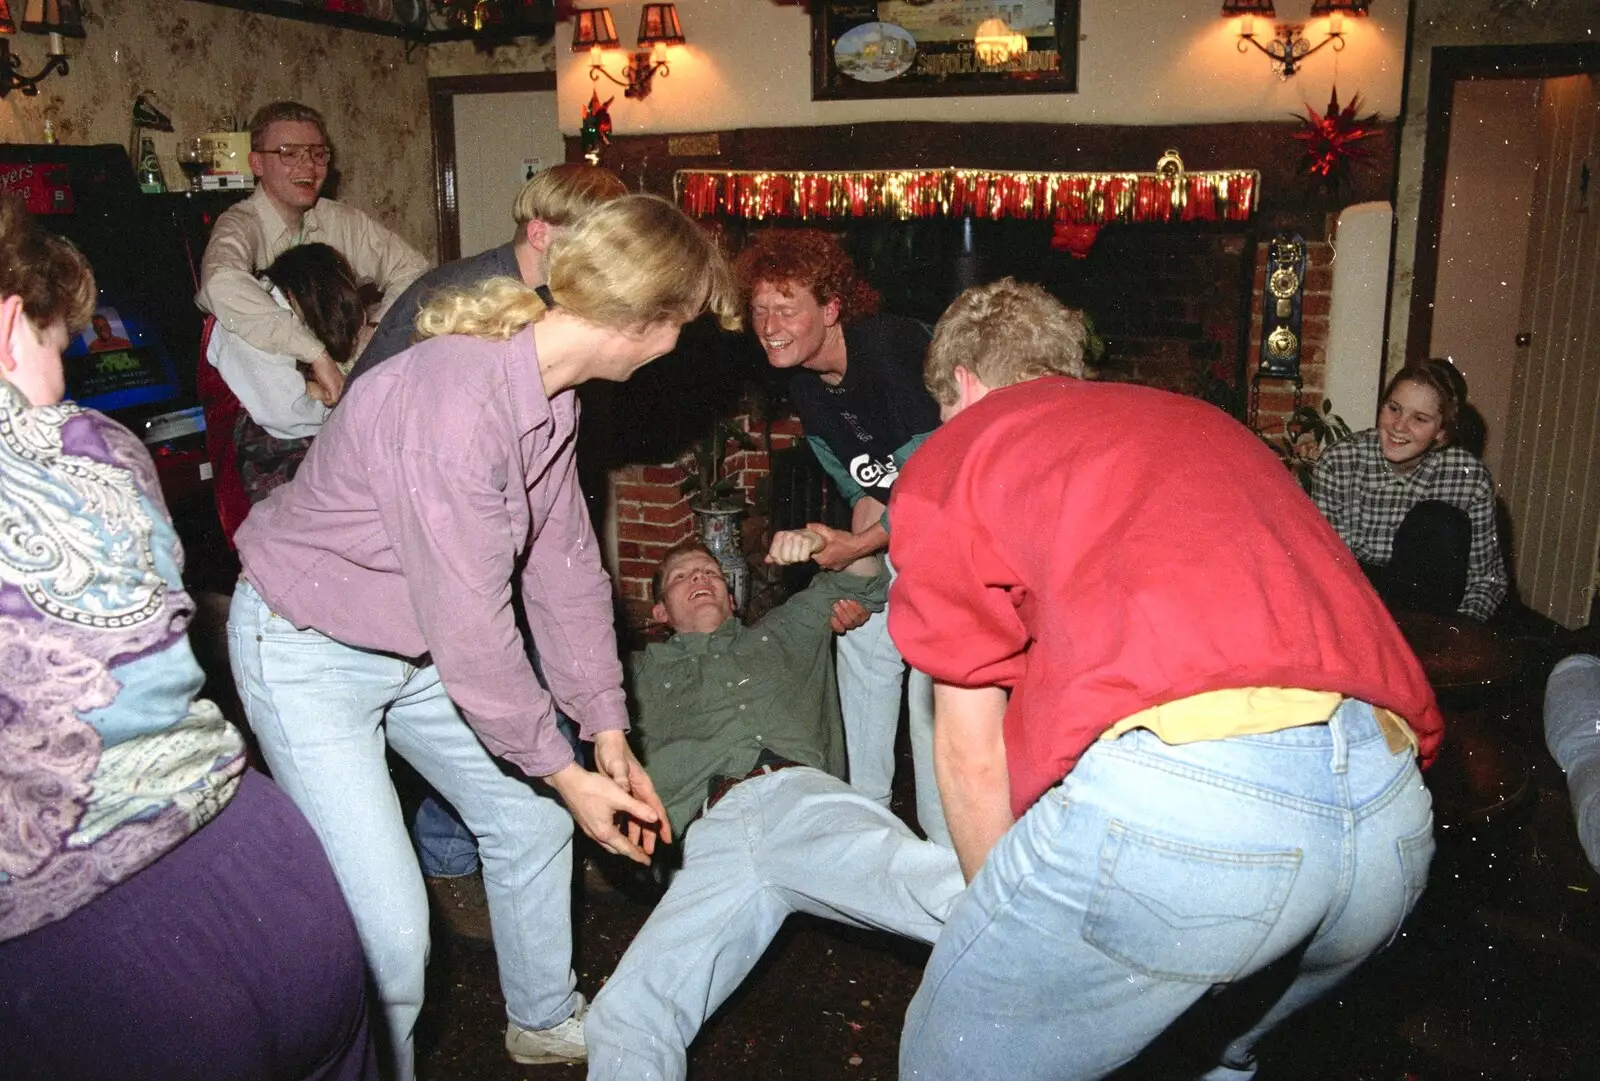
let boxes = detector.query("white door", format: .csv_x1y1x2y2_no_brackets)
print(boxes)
1499,74,1600,628
451,90,565,258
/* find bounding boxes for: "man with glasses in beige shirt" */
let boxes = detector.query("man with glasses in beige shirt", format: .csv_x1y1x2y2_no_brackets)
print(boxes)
197,101,429,407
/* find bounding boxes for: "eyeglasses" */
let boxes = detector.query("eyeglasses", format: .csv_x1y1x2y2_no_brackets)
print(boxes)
256,143,331,166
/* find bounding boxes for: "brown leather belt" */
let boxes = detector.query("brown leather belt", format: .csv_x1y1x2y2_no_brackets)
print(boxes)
693,757,806,826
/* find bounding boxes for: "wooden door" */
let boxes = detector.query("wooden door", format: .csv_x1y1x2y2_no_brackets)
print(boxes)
427,72,560,264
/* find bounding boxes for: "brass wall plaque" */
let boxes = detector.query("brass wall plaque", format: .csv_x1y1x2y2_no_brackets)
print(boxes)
668,134,721,157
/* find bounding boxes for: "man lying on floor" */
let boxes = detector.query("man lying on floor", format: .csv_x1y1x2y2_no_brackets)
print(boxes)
585,534,964,1081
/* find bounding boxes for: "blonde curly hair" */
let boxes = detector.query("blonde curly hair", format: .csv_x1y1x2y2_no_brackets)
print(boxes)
416,194,740,342
925,278,1086,405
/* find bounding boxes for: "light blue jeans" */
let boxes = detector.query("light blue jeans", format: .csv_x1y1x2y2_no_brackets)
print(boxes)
227,581,581,1081
837,556,947,845
1545,654,1600,872
901,699,1435,1081
587,767,964,1081
413,714,579,877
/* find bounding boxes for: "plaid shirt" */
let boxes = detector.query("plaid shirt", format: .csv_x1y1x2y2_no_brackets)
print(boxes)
1311,429,1506,620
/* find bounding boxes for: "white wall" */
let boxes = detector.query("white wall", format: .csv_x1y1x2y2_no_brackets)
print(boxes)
553,0,1406,135
1326,201,1393,430
1428,78,1541,478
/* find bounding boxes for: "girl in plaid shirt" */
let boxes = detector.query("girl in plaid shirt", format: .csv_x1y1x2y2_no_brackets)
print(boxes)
1311,359,1506,621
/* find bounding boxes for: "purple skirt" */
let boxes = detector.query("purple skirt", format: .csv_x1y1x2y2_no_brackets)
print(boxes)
0,769,378,1081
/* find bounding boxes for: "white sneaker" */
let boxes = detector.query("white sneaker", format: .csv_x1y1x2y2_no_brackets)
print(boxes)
505,994,588,1065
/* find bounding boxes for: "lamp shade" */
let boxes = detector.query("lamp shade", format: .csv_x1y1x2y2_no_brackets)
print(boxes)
1310,0,1371,14
571,7,619,51
636,3,684,47
1220,0,1276,15
20,0,85,37
0,0,15,35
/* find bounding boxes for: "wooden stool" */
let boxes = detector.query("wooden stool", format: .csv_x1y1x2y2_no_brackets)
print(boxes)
1394,611,1533,825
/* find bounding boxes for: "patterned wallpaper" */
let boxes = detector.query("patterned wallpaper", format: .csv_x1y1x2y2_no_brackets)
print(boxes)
0,0,437,259
425,34,555,78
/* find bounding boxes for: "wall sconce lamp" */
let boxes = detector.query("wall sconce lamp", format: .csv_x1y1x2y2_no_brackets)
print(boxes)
1225,0,1370,80
572,4,685,101
0,0,84,99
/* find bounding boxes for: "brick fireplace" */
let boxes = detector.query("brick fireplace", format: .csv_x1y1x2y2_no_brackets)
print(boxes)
588,121,1386,623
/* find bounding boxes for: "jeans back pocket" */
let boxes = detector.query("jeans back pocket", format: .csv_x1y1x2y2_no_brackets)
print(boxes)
1083,820,1302,983
1387,817,1435,948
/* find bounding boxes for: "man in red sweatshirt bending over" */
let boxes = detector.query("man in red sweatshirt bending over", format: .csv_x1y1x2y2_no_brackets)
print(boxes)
888,278,1442,1081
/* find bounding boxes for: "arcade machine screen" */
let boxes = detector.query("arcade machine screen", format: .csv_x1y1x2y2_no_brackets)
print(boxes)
63,303,185,413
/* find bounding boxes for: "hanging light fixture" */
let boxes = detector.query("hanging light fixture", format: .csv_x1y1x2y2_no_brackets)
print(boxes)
572,4,685,101
0,0,80,98
1226,0,1368,80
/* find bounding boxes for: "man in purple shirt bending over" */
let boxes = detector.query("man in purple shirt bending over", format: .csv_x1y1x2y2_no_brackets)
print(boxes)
226,194,739,1080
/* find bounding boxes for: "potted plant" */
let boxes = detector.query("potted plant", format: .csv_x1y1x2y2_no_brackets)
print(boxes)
1261,398,1352,492
682,419,758,612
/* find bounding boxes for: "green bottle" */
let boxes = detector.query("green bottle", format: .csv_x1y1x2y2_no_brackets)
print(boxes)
137,137,166,194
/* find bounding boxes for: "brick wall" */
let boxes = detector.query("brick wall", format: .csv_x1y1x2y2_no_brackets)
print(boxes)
611,413,805,624
1087,229,1252,415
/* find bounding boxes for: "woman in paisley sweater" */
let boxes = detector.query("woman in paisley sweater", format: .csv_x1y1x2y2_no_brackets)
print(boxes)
0,196,377,1081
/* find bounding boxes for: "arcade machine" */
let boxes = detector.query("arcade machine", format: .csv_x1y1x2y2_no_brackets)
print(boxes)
0,142,242,590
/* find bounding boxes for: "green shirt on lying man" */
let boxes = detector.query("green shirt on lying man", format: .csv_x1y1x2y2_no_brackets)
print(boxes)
628,563,890,838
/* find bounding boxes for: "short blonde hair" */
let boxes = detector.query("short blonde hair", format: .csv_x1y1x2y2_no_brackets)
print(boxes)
248,101,330,149
417,194,741,341
925,278,1086,405
512,163,627,231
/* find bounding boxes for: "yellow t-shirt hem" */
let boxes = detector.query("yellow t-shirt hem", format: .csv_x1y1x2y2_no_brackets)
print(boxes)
1100,687,1418,756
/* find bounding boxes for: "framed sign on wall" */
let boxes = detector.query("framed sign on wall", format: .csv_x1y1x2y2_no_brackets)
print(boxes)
811,0,1080,100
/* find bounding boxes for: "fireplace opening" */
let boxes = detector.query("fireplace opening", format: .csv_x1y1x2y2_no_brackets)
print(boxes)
601,215,1262,617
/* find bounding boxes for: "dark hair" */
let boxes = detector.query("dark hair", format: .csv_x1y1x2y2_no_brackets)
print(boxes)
248,101,330,150
733,228,880,325
651,538,715,602
0,195,95,333
263,243,366,364
1382,358,1466,443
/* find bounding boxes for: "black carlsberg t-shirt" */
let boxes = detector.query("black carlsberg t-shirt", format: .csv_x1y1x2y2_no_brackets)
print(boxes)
788,314,940,505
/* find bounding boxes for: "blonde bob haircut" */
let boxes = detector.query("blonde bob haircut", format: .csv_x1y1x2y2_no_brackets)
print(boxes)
512,163,627,231
416,194,741,342
925,277,1087,405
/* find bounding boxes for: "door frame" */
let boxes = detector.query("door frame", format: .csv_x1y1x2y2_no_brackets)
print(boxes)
428,71,558,264
1404,41,1600,370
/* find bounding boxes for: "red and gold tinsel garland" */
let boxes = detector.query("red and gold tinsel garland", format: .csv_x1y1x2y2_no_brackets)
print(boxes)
674,152,1259,225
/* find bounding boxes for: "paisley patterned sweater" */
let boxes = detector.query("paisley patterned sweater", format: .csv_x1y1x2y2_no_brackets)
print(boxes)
0,380,245,941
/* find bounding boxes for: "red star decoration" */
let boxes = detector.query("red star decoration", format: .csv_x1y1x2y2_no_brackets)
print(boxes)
1293,87,1380,192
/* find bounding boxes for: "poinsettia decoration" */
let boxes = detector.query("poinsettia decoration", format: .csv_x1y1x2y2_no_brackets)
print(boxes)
581,91,614,165
1293,87,1380,193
